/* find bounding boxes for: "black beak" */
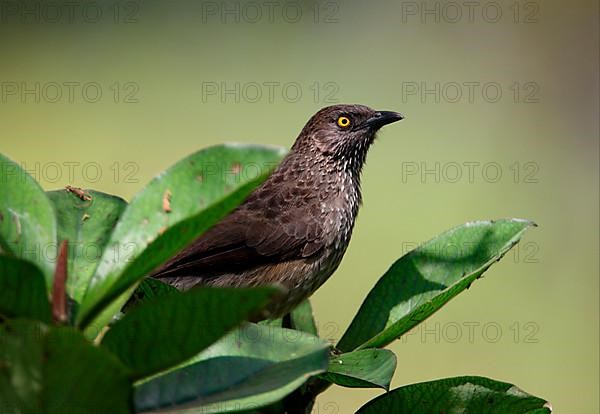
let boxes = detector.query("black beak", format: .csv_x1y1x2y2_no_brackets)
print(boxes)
365,111,404,129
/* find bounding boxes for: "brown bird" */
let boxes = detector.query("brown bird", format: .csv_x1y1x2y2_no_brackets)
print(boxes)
152,104,403,316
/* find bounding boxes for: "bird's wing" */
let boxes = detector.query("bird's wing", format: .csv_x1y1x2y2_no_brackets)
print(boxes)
151,184,325,280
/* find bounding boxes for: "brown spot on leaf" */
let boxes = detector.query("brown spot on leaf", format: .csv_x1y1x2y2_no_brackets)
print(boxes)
66,185,92,201
231,163,241,174
162,190,172,213
82,214,90,222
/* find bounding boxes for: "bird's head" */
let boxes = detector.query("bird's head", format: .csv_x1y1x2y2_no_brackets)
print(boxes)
293,104,404,172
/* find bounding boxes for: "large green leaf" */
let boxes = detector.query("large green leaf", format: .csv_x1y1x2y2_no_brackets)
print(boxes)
0,319,131,414
77,144,285,328
0,154,57,288
356,376,551,413
0,320,45,413
101,287,278,379
46,189,127,303
0,256,51,322
319,349,396,390
338,219,536,351
134,324,330,413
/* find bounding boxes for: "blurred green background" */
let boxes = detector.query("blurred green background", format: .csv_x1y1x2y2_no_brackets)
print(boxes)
1,0,598,411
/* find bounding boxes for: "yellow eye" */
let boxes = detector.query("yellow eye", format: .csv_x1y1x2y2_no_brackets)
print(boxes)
337,116,351,128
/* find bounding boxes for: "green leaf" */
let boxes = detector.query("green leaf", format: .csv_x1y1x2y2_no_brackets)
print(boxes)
77,144,285,328
288,300,318,336
101,287,278,379
0,319,131,414
356,376,551,413
0,320,44,413
0,256,51,322
0,154,57,289
338,219,536,351
319,349,396,390
134,324,330,413
46,189,127,303
122,277,179,313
